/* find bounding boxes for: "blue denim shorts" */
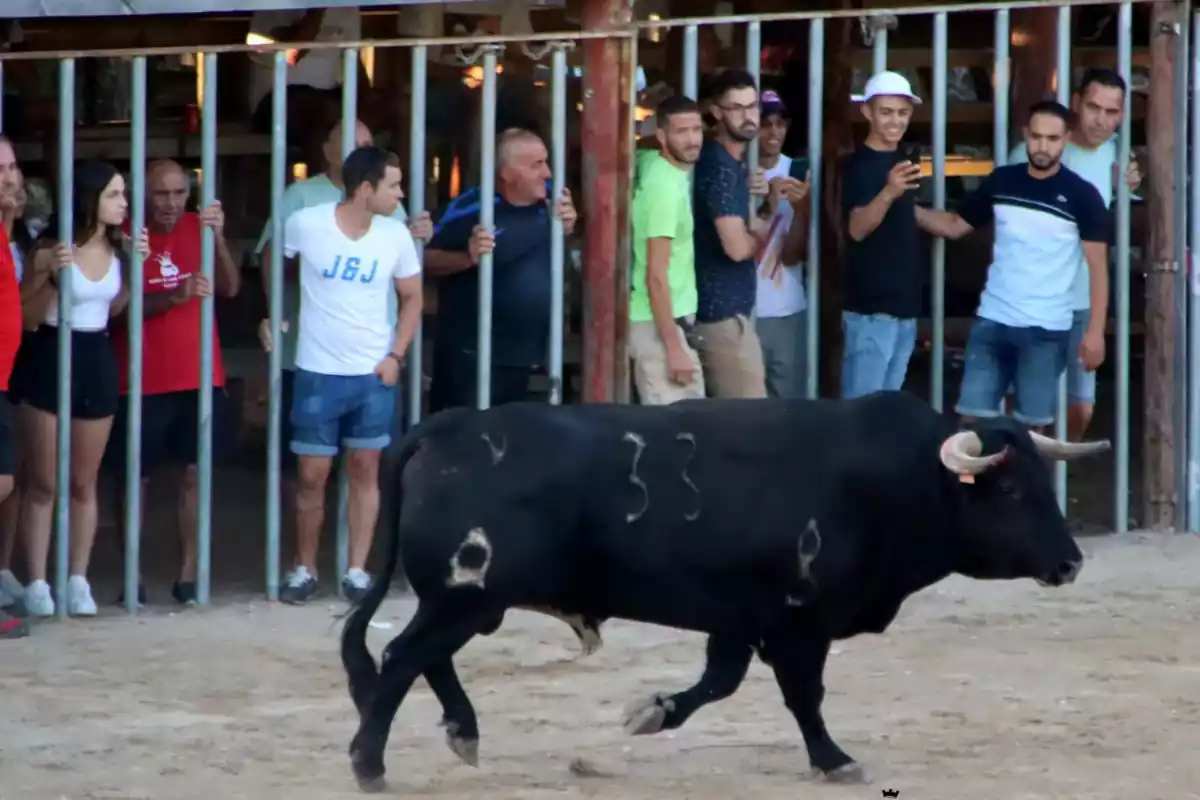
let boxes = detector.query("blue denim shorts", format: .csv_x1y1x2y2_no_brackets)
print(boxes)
841,312,918,399
289,368,398,457
955,317,1070,428
1065,309,1096,405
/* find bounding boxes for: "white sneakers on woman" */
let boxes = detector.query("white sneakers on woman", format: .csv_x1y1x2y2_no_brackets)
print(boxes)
22,575,98,617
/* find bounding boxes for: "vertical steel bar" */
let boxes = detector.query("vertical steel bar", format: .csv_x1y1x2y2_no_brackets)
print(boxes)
1054,5,1070,513
1115,0,1133,532
931,13,947,412
54,58,75,620
683,24,699,100
745,21,762,177
549,45,568,405
1189,9,1200,531
1173,0,1191,531
123,56,147,616
196,52,217,605
994,9,1010,167
806,19,823,400
477,47,499,410
266,50,287,601
335,46,359,595
408,45,427,427
873,25,888,74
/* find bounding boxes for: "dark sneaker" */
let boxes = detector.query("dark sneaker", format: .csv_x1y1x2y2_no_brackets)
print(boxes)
116,583,148,607
0,609,29,639
172,581,198,606
280,567,318,605
341,568,373,604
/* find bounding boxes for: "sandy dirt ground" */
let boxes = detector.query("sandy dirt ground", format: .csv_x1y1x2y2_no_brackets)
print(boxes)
3,531,1200,800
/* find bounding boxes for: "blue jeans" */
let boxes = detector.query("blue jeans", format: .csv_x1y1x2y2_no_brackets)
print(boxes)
289,368,399,457
956,318,1070,428
841,312,917,399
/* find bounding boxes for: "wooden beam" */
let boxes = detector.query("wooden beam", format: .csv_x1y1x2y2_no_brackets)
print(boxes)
1143,0,1180,530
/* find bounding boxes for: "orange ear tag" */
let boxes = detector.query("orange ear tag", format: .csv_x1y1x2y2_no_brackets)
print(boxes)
958,473,976,485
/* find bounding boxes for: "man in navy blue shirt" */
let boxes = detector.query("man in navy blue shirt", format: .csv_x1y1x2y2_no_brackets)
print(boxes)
918,101,1111,431
691,68,772,398
424,128,577,410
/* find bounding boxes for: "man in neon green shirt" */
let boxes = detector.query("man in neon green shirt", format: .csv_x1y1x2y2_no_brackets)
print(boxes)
630,95,705,404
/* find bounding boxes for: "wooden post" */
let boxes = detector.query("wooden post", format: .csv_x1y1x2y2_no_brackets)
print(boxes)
1009,8,1059,125
579,0,625,403
1143,1,1180,529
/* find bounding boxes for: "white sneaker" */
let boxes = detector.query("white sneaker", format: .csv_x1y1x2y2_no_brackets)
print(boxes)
67,575,98,617
0,569,24,601
24,579,55,617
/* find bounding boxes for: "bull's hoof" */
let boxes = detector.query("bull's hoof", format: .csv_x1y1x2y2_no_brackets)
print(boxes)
815,761,872,785
446,732,480,767
622,693,675,736
350,746,387,794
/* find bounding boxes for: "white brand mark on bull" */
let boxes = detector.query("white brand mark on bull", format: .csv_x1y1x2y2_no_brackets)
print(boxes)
623,432,649,523
786,519,823,607
481,432,507,465
445,527,494,588
675,432,701,521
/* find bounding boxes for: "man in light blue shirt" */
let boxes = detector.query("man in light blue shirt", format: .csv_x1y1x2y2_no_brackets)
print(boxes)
1007,68,1141,439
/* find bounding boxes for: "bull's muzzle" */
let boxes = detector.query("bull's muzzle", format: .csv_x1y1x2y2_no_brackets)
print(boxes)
1038,558,1083,587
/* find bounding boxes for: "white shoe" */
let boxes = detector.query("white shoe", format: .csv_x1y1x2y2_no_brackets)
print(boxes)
24,579,55,617
67,575,98,617
0,569,24,601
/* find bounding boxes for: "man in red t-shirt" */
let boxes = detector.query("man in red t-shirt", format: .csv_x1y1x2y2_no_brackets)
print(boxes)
107,159,241,606
0,134,28,637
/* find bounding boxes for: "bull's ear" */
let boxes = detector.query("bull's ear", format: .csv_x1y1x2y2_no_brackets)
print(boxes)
939,431,1009,476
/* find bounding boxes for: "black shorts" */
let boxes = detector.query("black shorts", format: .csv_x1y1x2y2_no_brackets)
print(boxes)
0,392,14,477
15,325,120,420
105,388,231,476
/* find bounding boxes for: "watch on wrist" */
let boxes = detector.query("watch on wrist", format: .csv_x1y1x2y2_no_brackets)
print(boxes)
386,352,404,366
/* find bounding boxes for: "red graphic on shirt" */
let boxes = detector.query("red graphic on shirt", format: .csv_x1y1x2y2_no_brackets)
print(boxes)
112,212,226,395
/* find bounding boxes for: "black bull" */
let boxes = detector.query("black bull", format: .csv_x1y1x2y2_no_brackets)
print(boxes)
341,392,1108,793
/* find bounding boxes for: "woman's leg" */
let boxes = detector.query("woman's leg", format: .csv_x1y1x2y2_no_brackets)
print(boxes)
0,404,27,583
21,406,58,616
65,416,114,616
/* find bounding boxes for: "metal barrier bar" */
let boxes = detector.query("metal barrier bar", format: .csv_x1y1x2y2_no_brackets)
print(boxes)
1115,0,1133,532
682,25,698,100
265,50,287,601
1189,8,1200,532
745,21,761,176
1053,6,1070,513
335,47,359,596
931,13,947,412
873,25,888,74
123,56,147,616
1172,1,1191,531
408,45,427,427
477,46,500,410
806,19,823,400
993,9,1010,167
196,51,217,605
54,58,75,620
548,44,568,405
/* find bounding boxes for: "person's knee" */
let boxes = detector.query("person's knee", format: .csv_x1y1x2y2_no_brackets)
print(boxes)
295,458,332,506
346,449,381,486
0,475,13,505
25,465,55,504
68,474,97,505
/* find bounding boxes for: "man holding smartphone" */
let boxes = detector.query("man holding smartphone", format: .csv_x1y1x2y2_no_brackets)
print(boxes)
841,71,927,399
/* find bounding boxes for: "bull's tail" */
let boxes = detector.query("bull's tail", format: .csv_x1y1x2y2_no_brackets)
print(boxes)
340,431,424,716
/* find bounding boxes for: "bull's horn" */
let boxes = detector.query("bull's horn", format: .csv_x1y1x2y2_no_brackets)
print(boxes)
939,431,1008,476
1028,431,1112,461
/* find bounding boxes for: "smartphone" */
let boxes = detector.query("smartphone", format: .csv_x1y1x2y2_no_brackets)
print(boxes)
788,156,811,181
899,142,922,166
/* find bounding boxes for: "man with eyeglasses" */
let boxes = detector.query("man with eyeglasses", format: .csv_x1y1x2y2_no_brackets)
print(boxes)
690,68,772,398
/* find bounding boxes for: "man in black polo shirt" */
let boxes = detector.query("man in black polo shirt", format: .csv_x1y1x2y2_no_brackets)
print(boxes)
424,128,577,410
691,69,773,398
841,70,930,399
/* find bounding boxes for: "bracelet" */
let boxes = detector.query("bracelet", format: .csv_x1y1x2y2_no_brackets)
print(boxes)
385,352,404,366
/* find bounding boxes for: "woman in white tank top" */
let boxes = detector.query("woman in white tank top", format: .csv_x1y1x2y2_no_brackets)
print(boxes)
14,160,148,619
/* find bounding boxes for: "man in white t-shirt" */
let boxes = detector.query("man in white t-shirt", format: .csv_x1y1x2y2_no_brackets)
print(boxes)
265,146,423,605
753,91,811,398
1006,68,1141,440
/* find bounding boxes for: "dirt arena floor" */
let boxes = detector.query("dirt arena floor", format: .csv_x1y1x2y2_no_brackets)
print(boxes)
2,531,1199,800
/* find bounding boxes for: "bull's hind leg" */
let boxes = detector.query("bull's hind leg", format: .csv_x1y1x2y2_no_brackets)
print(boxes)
349,598,493,794
425,659,481,767
764,632,866,784
625,636,752,735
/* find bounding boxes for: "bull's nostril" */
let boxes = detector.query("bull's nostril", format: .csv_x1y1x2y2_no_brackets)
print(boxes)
1057,560,1081,583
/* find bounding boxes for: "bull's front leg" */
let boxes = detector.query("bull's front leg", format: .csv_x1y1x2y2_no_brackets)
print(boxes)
624,636,752,735
764,633,867,784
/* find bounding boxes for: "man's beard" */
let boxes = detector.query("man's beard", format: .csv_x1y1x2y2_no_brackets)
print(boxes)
1030,153,1061,171
667,141,699,164
720,119,758,143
